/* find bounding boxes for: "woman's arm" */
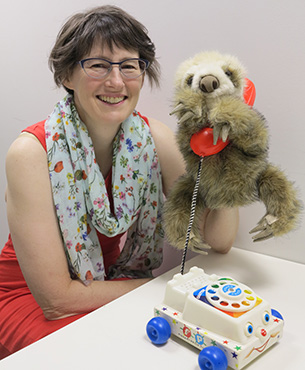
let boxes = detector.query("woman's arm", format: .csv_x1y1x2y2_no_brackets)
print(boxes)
149,117,239,253
201,208,239,253
6,134,150,321
148,117,186,196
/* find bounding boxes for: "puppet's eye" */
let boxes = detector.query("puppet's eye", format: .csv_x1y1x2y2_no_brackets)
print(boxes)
225,70,233,77
186,75,194,86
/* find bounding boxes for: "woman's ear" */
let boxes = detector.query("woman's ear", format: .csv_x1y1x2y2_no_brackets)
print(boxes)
63,78,74,91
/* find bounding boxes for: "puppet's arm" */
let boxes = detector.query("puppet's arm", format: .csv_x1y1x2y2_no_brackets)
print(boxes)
250,163,302,241
208,96,268,156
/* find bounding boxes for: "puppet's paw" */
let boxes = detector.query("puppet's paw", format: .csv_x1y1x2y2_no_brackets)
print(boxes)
171,231,211,255
249,214,278,242
188,232,211,255
163,212,190,250
170,103,202,125
211,121,230,145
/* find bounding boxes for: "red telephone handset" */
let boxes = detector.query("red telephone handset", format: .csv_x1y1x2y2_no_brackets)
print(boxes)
190,78,256,157
243,78,256,107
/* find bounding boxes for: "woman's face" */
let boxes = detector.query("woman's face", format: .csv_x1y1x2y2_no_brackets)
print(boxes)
64,42,144,131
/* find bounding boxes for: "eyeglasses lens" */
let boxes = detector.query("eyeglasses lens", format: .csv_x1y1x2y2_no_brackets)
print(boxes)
82,59,147,79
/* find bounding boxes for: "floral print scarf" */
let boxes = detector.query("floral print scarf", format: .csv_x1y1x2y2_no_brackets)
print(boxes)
45,95,164,284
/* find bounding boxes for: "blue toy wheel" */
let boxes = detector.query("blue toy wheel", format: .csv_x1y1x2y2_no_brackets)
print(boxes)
198,347,228,370
146,317,171,345
271,308,284,321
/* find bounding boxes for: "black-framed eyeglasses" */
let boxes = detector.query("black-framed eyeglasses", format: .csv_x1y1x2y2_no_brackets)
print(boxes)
79,58,150,79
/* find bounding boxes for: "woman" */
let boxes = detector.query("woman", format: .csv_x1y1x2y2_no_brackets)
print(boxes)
0,5,238,359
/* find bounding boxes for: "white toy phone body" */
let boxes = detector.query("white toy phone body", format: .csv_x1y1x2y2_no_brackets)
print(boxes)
147,266,284,370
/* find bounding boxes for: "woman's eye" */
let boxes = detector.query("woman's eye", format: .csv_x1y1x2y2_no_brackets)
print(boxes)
122,63,137,70
91,63,108,69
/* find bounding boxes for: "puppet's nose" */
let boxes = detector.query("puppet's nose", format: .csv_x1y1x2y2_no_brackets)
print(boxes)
199,75,219,93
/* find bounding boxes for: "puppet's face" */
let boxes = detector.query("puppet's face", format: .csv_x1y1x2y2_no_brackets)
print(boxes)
173,51,247,111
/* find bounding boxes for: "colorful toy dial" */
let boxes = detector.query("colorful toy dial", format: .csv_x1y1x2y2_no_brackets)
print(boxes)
205,278,257,312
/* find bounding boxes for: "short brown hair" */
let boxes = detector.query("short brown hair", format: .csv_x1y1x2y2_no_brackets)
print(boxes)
49,5,161,93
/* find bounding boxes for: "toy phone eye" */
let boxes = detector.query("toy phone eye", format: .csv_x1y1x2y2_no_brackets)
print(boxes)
244,322,254,336
262,311,271,325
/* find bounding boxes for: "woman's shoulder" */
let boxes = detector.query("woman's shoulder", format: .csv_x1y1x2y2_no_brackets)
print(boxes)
6,126,50,210
6,120,47,164
6,123,47,169
146,116,176,142
21,120,47,151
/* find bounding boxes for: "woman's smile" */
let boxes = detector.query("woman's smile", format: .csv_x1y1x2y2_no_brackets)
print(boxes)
97,95,127,105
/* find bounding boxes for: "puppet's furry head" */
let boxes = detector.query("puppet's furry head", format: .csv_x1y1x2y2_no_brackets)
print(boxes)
173,51,247,115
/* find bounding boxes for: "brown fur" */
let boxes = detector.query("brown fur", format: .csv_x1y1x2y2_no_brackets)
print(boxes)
163,51,302,251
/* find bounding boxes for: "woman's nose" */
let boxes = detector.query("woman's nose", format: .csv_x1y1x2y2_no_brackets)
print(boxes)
105,66,125,88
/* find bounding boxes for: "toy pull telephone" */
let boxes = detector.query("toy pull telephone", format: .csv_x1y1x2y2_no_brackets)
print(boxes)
146,266,284,370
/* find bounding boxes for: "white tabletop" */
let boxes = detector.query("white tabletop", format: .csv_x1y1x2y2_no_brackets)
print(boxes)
1,247,305,369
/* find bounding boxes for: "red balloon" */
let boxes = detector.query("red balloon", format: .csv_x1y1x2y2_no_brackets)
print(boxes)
190,128,229,157
190,78,256,157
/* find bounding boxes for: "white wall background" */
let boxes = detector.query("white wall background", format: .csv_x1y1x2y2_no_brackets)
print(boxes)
0,0,304,270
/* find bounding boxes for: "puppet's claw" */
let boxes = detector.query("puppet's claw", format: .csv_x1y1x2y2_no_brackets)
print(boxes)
191,246,209,255
177,231,211,255
250,214,278,242
251,228,274,242
213,122,230,145
170,102,202,124
170,103,184,116
177,111,194,125
188,231,211,254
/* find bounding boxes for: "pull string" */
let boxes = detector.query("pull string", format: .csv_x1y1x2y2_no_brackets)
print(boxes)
180,156,204,275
